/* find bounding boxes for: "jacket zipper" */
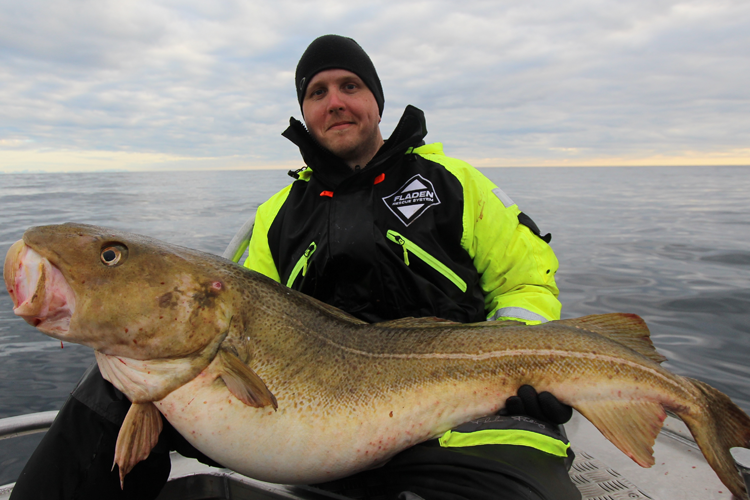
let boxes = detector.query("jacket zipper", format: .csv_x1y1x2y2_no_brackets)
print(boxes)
286,242,317,288
386,230,467,293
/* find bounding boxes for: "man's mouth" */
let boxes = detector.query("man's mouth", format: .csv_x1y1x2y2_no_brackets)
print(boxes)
327,121,354,131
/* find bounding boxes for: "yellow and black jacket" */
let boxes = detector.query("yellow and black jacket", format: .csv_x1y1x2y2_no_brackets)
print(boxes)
244,105,561,325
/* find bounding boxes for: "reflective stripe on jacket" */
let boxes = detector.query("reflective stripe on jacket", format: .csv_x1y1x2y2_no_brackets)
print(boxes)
439,415,572,461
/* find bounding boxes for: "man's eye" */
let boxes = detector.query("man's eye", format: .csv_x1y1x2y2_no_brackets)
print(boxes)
344,83,357,91
310,88,325,98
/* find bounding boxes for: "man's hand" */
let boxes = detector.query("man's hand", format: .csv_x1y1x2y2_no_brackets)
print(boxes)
502,385,573,425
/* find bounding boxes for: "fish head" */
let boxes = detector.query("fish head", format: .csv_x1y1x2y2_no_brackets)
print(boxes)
4,223,234,359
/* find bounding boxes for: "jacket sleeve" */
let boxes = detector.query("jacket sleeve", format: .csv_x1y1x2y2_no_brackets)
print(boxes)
242,184,294,283
419,148,561,324
466,170,560,323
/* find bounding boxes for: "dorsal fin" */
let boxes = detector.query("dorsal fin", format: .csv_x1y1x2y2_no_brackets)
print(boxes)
375,317,461,328
376,317,523,329
304,295,368,325
555,313,667,364
483,319,525,328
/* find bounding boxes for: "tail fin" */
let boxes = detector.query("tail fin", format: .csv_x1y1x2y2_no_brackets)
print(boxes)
679,377,750,499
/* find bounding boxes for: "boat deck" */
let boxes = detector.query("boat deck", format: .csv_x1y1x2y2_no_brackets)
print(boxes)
565,410,750,499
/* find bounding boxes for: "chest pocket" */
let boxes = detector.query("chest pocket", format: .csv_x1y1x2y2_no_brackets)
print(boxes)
286,242,317,288
386,230,467,293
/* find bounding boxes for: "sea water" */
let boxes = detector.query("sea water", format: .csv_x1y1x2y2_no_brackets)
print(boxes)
1,166,749,482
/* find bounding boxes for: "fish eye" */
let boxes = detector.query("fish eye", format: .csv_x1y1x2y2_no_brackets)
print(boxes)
100,244,128,267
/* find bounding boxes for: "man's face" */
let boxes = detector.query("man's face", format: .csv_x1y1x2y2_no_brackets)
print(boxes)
302,69,383,167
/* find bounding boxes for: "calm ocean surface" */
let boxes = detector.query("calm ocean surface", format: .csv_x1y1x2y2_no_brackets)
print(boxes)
1,166,749,482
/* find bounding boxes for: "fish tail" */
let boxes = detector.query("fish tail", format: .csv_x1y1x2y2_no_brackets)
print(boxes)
678,377,750,499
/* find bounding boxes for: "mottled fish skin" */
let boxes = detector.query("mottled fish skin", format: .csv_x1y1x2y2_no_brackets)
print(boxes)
5,223,750,498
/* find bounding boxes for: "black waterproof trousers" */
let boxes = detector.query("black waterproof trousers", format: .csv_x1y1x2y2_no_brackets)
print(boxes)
10,365,220,500
314,441,581,500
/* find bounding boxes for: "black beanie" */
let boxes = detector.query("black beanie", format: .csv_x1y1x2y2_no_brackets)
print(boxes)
296,34,385,117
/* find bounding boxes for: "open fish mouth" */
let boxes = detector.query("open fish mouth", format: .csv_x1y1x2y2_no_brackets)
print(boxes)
4,240,76,336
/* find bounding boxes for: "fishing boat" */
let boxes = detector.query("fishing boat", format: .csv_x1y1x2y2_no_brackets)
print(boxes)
1,217,749,499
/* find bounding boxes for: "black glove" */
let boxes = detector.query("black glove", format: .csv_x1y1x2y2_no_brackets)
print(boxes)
502,385,573,425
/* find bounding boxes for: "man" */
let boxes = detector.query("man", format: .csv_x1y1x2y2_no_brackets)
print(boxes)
243,35,580,500
10,35,578,500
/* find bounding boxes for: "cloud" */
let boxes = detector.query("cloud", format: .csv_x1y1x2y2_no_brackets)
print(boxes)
1,0,749,172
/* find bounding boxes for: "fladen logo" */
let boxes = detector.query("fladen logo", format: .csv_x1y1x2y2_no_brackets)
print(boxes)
382,174,441,226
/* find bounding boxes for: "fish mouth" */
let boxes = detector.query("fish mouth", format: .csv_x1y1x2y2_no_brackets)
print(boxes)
4,240,76,337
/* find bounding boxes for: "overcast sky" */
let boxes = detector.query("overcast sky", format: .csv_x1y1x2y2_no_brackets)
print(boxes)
1,0,749,172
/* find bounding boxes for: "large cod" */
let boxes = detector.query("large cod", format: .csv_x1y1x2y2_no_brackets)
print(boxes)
4,223,750,498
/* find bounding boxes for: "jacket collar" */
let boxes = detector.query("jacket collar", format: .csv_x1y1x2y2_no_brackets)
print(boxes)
282,105,428,188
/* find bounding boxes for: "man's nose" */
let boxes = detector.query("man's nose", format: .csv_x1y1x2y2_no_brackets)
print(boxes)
327,90,345,112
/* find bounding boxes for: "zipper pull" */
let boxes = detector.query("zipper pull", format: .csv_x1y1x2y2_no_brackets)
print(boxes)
302,243,315,276
396,236,410,266
287,166,308,179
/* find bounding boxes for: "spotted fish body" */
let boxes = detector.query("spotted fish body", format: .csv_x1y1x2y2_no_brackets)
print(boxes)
5,223,750,498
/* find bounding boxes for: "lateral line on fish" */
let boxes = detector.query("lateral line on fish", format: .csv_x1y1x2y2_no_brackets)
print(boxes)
322,341,683,391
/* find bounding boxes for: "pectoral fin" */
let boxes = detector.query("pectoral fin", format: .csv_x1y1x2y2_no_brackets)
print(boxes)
576,399,666,467
219,348,278,410
113,402,163,489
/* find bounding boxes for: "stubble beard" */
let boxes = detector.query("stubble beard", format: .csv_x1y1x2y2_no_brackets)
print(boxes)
326,125,382,168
